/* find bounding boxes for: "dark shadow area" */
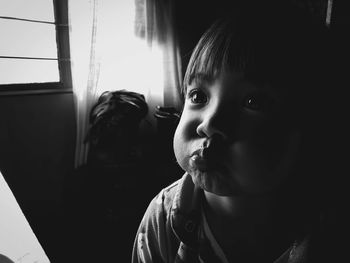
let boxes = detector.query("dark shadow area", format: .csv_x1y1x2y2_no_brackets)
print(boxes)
60,94,183,262
61,137,183,262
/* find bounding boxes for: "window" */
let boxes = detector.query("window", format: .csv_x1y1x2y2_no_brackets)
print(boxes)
0,0,71,94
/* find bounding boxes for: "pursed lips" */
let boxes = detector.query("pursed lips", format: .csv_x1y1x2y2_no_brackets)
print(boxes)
189,134,230,171
189,143,226,172
190,148,209,172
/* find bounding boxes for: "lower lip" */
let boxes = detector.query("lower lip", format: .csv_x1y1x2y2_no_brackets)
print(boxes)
190,153,227,173
189,154,210,171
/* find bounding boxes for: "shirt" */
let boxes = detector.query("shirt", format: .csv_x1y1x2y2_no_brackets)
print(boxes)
199,207,296,263
132,173,330,263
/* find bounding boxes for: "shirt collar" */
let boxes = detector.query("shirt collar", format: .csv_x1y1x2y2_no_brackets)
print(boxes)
170,173,203,248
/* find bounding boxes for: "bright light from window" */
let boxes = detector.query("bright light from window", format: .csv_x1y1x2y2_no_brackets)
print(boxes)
95,1,164,100
0,0,59,85
0,58,59,84
70,0,165,105
0,19,57,58
0,0,55,22
98,41,164,102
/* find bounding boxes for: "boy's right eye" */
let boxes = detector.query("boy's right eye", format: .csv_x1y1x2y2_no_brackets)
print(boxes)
188,89,208,104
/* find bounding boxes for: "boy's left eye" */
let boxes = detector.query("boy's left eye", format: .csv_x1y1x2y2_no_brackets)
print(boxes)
243,94,273,112
188,89,208,104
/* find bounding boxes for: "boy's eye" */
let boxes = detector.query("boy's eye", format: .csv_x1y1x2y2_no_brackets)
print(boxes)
188,89,208,104
244,96,262,111
243,94,273,112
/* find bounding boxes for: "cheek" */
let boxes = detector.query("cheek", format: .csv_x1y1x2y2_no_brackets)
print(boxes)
230,129,301,194
173,126,184,161
173,114,200,170
173,120,190,171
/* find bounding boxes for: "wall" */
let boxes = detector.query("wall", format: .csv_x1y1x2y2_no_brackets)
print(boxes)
0,92,76,261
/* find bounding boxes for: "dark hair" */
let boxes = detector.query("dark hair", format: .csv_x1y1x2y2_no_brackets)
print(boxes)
182,2,331,102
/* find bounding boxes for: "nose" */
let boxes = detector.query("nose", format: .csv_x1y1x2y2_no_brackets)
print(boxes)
196,107,230,141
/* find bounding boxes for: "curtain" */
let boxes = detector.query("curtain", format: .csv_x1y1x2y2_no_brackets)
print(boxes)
134,0,183,109
69,0,100,168
69,0,182,168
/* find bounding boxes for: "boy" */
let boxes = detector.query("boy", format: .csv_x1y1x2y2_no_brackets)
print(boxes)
132,2,335,262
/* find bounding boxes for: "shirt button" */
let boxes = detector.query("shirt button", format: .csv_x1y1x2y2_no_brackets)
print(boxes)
185,220,195,232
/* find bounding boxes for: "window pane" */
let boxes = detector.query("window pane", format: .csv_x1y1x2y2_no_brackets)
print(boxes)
0,0,55,22
0,58,59,84
0,19,57,58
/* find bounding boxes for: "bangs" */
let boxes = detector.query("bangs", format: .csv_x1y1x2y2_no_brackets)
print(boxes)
181,5,327,97
182,20,260,94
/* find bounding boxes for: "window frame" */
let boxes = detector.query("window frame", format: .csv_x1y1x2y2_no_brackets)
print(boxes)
0,0,72,96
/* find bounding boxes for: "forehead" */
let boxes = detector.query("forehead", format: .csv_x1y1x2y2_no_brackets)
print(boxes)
190,70,274,90
191,70,243,85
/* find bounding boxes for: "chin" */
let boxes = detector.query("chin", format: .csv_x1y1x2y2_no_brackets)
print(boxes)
189,169,239,196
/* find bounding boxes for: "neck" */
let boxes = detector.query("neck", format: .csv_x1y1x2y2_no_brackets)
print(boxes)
204,191,275,224
203,191,297,261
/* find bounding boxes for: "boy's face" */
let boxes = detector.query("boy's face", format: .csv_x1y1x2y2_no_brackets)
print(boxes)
173,70,301,196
